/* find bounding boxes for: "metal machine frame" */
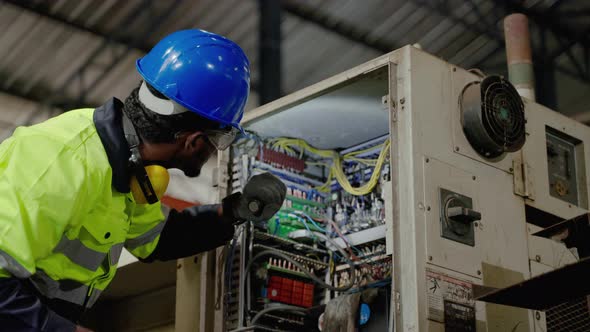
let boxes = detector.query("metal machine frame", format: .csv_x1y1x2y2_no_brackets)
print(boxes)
211,46,590,331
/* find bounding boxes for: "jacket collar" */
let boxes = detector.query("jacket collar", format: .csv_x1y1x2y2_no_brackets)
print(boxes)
93,98,131,193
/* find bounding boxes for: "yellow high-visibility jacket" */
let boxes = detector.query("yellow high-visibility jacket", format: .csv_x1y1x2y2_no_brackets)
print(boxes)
0,99,234,324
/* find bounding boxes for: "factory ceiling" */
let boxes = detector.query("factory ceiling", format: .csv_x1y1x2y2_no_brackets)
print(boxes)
0,0,588,137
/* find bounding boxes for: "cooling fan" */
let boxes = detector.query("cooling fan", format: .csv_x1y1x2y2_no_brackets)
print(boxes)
460,75,525,159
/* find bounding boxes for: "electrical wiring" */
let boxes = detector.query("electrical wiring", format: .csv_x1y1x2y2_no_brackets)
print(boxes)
326,219,354,254
343,143,384,158
216,243,228,310
222,226,245,312
229,324,292,332
314,231,372,270
239,133,389,195
229,148,391,332
291,213,368,262
332,139,391,196
321,221,383,273
306,161,331,167
269,138,335,159
236,130,265,158
251,164,324,186
235,134,390,324
228,306,305,332
294,211,327,233
290,213,314,237
290,217,354,258
251,305,307,325
345,157,378,166
316,167,334,193
267,138,299,156
268,137,390,196
243,248,356,293
273,217,280,235
344,278,392,294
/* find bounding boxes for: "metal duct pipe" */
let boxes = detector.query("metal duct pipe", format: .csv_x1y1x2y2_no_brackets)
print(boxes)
504,14,536,101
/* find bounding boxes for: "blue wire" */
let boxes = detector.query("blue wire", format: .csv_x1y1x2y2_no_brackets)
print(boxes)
237,130,264,161
253,167,308,186
294,211,369,259
294,212,370,262
347,243,364,257
296,211,327,233
295,215,314,237
273,217,280,235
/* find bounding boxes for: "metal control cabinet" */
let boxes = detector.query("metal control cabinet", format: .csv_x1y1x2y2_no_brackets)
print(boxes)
218,46,590,331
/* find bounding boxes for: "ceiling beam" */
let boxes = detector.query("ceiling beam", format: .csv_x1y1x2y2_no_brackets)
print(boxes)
548,25,590,60
280,0,398,53
67,0,180,110
259,0,283,104
556,9,590,17
3,0,156,114
0,84,48,107
5,0,254,114
548,0,566,11
3,0,151,53
281,0,590,84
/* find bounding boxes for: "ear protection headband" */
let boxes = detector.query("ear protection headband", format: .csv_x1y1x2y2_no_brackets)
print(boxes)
122,113,169,204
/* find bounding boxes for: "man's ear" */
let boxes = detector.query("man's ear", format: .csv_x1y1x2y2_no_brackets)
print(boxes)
181,131,205,150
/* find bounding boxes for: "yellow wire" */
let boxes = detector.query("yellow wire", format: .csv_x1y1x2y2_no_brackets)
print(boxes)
343,143,384,158
344,157,378,166
332,140,390,196
307,161,331,167
317,167,334,193
271,137,390,196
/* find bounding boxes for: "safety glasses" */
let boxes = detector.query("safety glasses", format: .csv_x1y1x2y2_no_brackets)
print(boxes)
140,80,241,150
204,127,240,150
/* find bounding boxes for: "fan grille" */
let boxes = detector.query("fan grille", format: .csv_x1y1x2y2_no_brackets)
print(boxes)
481,77,525,152
546,296,590,332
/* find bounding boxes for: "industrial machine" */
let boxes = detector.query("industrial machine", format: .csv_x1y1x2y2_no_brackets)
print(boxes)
217,46,590,331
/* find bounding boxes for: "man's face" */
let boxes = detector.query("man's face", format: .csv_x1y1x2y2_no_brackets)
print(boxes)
172,134,216,177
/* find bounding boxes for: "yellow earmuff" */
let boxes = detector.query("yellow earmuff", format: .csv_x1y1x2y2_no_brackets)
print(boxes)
130,165,170,204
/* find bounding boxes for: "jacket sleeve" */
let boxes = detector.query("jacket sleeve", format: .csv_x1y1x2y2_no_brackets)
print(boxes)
0,278,76,332
124,201,166,259
141,204,235,262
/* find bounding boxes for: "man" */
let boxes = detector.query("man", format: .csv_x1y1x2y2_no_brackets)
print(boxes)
0,29,286,331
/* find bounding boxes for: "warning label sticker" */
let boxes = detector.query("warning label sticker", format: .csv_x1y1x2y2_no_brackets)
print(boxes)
426,268,475,324
444,300,476,331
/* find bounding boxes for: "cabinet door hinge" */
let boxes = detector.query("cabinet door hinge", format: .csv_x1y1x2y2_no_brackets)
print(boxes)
513,160,534,200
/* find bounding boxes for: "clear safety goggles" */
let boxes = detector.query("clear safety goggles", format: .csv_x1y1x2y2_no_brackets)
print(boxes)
140,80,240,150
204,127,239,151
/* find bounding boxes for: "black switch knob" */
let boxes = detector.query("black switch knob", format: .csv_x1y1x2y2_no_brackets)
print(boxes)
447,206,482,224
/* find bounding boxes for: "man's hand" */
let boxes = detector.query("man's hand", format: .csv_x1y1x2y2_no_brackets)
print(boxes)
75,326,94,332
223,172,286,223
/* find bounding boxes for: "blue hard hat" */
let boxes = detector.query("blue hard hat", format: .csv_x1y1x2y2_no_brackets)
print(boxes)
136,29,250,130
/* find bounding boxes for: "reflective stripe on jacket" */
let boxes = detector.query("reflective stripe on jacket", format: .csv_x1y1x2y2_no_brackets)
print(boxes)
0,99,164,308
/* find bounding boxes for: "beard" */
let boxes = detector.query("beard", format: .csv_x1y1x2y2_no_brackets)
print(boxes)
145,159,201,178
183,166,201,178
163,136,214,178
176,154,206,178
